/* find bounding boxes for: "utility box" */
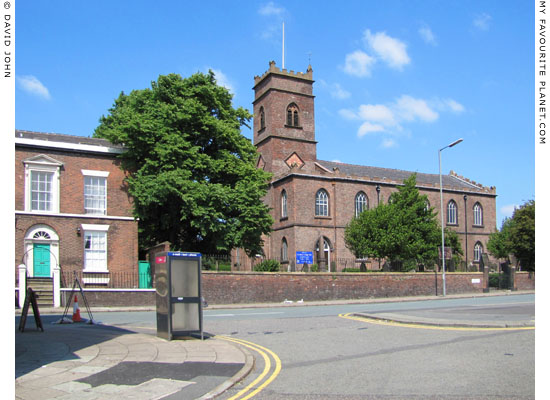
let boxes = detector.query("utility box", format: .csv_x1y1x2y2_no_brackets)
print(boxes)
154,251,203,340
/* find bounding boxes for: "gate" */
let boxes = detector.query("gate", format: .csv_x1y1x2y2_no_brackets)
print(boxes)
498,262,516,290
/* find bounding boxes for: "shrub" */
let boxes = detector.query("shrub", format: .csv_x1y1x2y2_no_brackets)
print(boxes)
489,273,500,288
253,259,281,272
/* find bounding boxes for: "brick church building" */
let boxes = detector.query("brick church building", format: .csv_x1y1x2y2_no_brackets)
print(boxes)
242,61,497,272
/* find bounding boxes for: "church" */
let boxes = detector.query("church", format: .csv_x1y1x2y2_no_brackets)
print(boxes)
239,61,497,272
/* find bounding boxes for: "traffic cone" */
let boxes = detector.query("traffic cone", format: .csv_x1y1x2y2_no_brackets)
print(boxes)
72,295,82,322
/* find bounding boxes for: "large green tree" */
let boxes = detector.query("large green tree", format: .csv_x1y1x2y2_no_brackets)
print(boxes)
94,72,273,255
345,174,441,265
487,217,514,260
487,200,535,271
508,200,535,271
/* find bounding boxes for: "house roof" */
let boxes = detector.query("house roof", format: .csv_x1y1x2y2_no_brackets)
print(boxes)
15,130,124,154
316,159,496,195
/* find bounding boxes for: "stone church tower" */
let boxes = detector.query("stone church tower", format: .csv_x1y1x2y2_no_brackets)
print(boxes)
253,61,317,176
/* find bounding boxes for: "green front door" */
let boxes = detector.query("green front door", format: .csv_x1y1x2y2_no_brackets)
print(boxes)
33,243,51,277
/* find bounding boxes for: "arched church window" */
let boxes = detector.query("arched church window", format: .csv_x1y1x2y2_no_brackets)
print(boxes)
259,107,265,130
473,202,483,226
286,103,300,127
355,192,368,217
281,190,288,219
474,241,483,262
447,200,458,225
281,238,288,262
315,189,329,217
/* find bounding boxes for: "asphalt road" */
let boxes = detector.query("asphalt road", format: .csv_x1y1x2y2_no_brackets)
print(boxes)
95,294,535,399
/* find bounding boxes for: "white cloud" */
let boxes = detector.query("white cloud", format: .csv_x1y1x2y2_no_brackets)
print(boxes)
258,2,284,16
395,95,438,122
338,108,360,120
330,83,351,100
343,50,376,77
358,122,385,137
473,13,492,30
17,75,51,100
419,26,437,45
443,99,465,113
380,138,397,148
501,204,518,218
344,95,460,142
320,79,351,100
210,68,235,94
358,104,397,125
257,2,286,41
364,30,410,70
432,98,466,114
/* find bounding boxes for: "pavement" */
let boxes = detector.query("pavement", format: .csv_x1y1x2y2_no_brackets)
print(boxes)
15,290,534,400
15,315,253,400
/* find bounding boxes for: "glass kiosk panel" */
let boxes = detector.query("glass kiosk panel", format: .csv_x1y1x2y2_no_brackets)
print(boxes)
172,303,200,331
170,259,199,297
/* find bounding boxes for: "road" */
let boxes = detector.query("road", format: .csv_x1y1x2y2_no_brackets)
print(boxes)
97,294,535,399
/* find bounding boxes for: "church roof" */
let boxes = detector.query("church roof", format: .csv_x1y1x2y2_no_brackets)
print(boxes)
316,160,496,195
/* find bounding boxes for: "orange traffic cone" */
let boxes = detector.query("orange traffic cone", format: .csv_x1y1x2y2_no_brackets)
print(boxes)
72,295,82,322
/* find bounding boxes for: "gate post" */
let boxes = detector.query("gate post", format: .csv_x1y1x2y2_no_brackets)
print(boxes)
510,265,517,291
53,264,61,307
18,264,27,308
483,265,490,293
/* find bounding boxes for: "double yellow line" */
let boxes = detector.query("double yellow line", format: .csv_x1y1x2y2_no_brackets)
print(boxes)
339,313,535,331
217,336,282,400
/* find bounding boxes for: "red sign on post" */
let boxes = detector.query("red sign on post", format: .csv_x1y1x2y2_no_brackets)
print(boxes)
155,256,167,264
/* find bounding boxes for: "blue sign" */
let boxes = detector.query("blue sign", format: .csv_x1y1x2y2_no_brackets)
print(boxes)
167,252,201,258
296,251,313,265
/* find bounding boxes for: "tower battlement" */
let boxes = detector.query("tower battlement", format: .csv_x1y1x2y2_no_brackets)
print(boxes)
254,61,313,87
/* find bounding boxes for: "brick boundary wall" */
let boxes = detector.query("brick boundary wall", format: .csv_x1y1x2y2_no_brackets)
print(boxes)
201,271,485,304
60,289,155,307
54,271,535,307
515,271,536,291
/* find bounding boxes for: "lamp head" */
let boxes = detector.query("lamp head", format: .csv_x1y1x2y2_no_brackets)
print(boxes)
448,138,463,148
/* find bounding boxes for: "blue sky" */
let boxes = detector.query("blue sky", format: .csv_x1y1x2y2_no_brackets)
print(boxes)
12,1,534,228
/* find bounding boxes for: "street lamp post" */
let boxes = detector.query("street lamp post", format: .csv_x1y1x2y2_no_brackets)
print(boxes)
439,138,463,296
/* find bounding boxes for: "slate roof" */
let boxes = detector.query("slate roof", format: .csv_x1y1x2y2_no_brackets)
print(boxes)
316,160,495,194
15,130,124,150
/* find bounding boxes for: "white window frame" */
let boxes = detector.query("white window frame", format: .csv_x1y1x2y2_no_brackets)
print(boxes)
315,189,329,217
355,192,368,217
24,155,63,213
82,224,110,273
281,190,288,219
447,200,458,225
474,242,483,262
281,238,288,262
82,170,109,215
473,203,483,226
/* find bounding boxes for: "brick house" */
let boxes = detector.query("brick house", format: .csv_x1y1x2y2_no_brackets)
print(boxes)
241,61,497,271
15,130,138,306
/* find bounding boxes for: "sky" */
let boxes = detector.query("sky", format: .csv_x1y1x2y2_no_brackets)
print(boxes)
9,0,534,228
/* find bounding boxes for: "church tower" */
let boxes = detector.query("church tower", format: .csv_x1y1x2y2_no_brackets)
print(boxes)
253,61,317,176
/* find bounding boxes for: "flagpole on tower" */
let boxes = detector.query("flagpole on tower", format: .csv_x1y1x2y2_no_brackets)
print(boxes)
282,22,285,69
